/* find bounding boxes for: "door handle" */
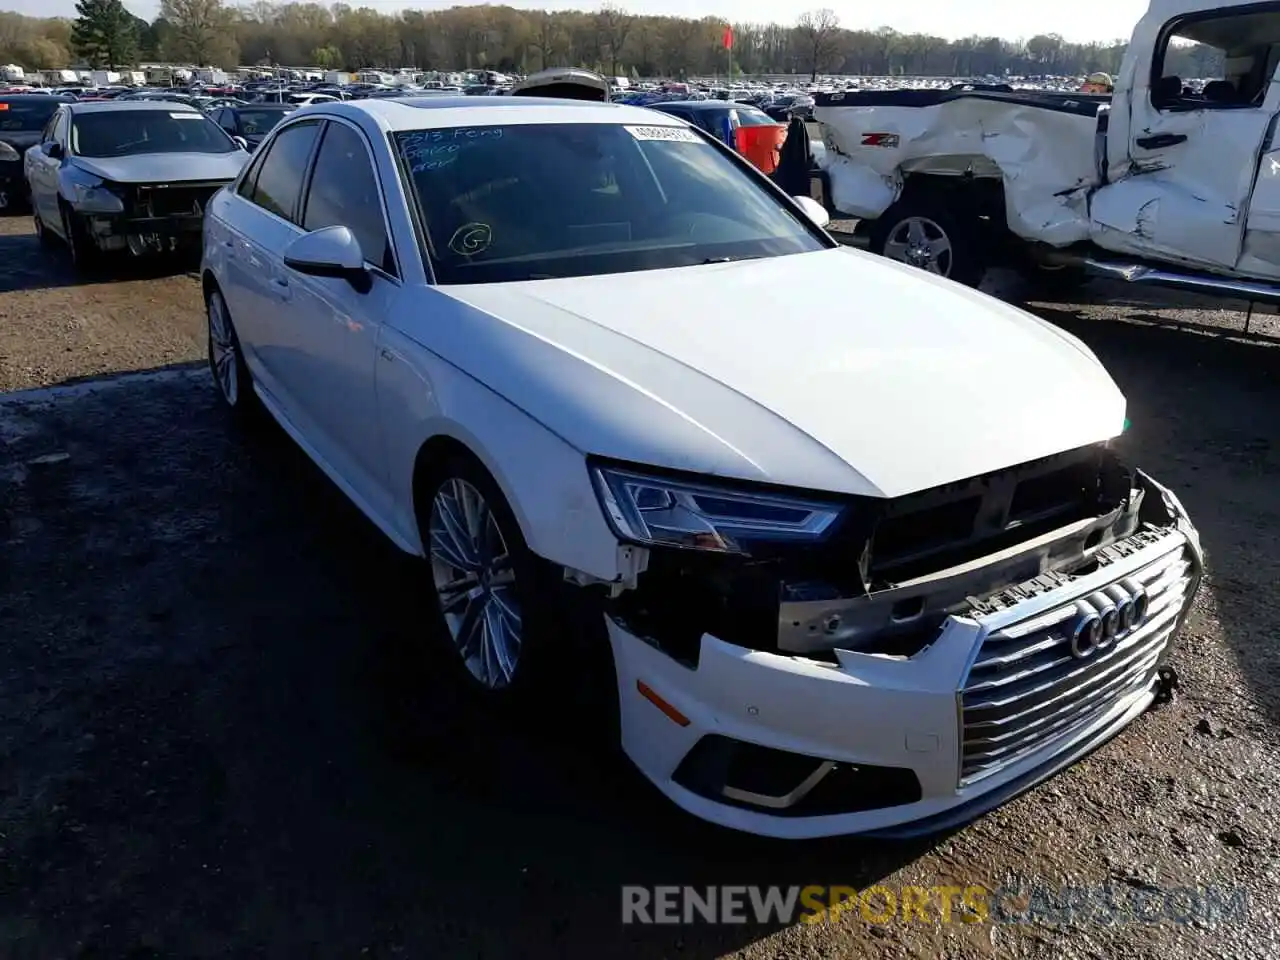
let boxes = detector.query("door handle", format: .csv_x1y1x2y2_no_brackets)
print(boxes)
270,277,291,300
1135,133,1188,150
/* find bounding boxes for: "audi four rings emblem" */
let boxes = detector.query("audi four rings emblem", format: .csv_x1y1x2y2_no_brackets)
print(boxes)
1070,580,1151,658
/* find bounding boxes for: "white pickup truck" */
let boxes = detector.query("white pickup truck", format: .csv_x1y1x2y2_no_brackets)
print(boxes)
813,0,1280,305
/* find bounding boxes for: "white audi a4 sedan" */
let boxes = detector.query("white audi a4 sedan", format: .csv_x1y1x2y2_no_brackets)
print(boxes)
201,96,1203,839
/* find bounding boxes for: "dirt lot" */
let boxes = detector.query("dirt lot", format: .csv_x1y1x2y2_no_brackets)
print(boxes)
1,213,1278,959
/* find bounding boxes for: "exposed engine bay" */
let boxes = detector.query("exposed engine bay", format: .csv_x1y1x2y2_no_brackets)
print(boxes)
601,443,1181,664
84,180,229,255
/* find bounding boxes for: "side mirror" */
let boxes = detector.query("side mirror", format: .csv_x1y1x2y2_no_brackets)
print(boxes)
793,194,830,229
43,142,63,160
232,135,248,151
282,225,371,293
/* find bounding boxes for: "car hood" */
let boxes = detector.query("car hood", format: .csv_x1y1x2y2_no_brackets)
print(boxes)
436,248,1127,499
69,151,247,184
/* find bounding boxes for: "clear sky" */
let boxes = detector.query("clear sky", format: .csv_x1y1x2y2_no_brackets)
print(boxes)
1,0,1151,43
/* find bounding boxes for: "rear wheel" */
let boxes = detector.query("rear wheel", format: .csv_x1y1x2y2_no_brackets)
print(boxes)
870,198,985,287
206,287,259,422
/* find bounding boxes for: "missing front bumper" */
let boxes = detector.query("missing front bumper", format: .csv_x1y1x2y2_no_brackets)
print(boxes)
607,479,1201,837
86,214,204,254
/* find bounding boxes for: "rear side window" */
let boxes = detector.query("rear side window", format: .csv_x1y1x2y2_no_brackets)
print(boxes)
0,98,62,132
236,145,268,200
301,121,393,274
654,106,694,124
249,120,321,222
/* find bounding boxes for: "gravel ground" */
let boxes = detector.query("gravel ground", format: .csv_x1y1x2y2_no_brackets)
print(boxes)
1,212,1278,958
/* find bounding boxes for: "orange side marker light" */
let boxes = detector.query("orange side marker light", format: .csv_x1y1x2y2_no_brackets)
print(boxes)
636,680,690,727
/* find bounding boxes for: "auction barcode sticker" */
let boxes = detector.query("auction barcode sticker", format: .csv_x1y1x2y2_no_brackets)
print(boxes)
624,125,704,143
171,112,204,119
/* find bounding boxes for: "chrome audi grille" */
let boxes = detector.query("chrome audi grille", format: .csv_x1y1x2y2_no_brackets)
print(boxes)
959,541,1194,785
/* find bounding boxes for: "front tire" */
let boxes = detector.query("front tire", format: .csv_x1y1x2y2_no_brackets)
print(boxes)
870,199,985,287
418,453,622,746
1021,262,1091,298
33,206,56,247
423,458,539,698
59,202,99,271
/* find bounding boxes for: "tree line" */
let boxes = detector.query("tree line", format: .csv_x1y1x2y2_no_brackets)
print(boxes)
1,2,1223,81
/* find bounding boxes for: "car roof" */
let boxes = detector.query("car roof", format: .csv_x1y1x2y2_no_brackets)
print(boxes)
305,95,691,131
67,99,203,114
0,94,74,102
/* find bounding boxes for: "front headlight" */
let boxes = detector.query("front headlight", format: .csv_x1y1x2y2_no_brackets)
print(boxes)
69,180,124,214
590,463,844,554
0,141,20,162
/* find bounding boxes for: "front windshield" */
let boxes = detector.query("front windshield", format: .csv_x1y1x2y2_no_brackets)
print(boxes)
71,110,238,157
0,98,62,132
393,121,825,284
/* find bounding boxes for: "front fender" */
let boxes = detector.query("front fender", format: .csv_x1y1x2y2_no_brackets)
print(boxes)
375,323,625,583
56,164,95,203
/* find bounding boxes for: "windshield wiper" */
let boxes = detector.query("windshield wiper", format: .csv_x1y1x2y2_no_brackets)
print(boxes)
700,255,761,265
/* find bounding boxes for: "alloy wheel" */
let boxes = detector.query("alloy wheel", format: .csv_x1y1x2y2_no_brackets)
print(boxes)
428,477,523,691
207,292,239,406
883,216,954,277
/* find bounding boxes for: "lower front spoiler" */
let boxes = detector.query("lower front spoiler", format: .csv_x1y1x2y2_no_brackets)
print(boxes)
861,676,1163,839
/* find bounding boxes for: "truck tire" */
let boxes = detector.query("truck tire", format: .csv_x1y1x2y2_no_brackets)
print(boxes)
1022,263,1091,298
869,199,985,287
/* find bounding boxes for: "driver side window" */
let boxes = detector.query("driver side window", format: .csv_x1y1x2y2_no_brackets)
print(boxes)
300,121,395,276
1152,5,1280,110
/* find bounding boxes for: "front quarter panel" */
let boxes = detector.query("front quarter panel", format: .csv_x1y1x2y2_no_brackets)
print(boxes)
57,161,101,203
202,188,233,286
376,319,625,582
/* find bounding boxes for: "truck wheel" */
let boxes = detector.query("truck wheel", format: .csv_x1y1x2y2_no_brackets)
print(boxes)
870,200,985,287
1022,263,1090,298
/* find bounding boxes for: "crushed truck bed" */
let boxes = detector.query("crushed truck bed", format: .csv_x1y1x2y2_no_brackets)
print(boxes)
813,89,1111,246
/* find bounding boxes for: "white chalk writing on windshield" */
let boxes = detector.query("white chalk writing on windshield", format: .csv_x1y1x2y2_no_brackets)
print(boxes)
399,127,503,173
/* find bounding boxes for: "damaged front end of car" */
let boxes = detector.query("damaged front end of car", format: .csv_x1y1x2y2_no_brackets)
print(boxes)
575,444,1203,837
67,176,230,256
